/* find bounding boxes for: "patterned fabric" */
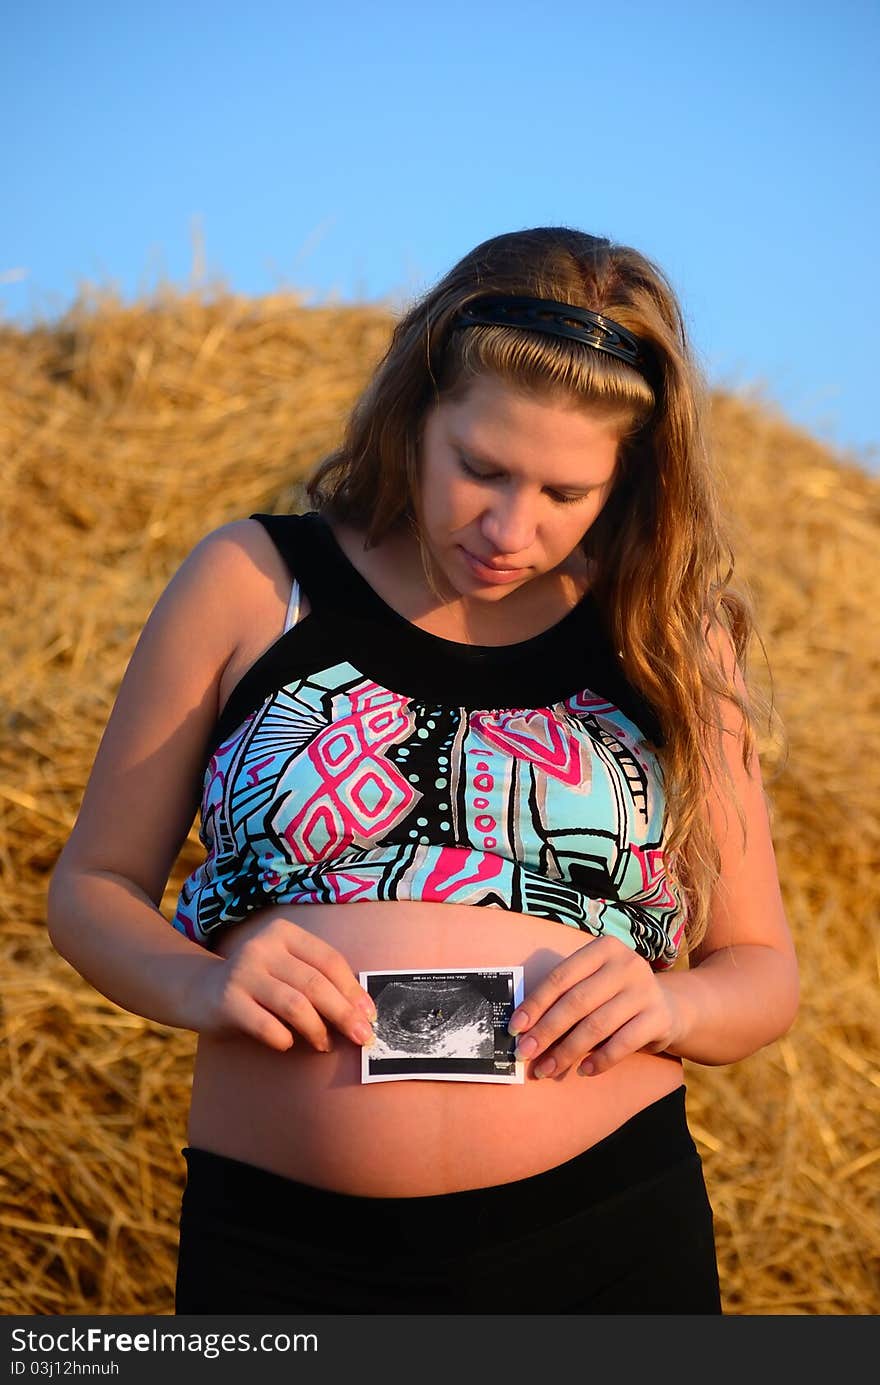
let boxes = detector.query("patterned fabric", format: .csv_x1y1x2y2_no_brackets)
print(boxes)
170,513,687,968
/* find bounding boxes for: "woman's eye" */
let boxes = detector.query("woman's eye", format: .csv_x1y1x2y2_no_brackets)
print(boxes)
458,453,590,505
548,490,589,506
458,454,493,481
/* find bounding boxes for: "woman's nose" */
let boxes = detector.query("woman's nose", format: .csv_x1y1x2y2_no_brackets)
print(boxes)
481,491,537,556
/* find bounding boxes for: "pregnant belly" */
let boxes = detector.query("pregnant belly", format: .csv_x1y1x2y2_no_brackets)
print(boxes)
187,901,684,1196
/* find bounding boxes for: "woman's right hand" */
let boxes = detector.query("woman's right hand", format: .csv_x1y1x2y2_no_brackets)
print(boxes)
182,915,378,1053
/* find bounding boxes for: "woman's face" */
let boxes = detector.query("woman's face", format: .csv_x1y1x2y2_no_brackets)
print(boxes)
414,372,623,603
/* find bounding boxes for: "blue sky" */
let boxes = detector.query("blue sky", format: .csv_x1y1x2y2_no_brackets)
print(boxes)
4,0,878,469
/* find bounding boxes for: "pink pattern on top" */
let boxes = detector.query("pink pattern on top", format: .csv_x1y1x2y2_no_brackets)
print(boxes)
281,681,418,865
421,846,506,902
471,708,588,787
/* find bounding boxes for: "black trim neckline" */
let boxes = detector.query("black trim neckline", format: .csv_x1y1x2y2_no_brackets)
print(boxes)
307,511,601,659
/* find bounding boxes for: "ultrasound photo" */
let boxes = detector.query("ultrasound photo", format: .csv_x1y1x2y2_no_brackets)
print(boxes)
359,967,525,1083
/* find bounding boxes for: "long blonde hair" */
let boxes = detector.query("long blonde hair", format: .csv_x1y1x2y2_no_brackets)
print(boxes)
307,226,781,956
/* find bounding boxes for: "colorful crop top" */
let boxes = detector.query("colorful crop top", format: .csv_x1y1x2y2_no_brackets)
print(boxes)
170,511,687,969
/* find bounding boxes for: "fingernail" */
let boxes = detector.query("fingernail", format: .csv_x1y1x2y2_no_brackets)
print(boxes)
508,1009,529,1035
353,1022,375,1046
534,1057,556,1079
515,1035,538,1058
359,997,378,1021
578,1060,595,1076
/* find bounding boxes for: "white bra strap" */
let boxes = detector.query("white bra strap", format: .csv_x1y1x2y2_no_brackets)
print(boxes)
282,577,302,634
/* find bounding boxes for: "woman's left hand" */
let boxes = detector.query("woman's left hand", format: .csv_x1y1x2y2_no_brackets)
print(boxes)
510,936,687,1078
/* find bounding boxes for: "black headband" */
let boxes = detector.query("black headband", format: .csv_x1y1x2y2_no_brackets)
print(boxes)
453,293,656,388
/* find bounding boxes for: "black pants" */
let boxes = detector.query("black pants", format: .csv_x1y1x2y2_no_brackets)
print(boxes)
174,1085,721,1314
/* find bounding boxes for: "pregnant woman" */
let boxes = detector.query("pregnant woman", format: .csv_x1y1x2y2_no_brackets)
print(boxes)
47,225,799,1314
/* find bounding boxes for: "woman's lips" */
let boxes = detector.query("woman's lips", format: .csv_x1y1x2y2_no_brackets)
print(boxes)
459,546,528,585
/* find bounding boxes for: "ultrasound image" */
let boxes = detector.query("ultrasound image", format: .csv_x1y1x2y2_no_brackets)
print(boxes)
371,978,494,1059
360,968,524,1082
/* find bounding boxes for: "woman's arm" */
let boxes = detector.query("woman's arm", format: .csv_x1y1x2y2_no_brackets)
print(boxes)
48,868,376,1050
48,867,224,1031
47,520,376,1050
509,620,799,1078
47,524,245,1025
656,946,798,1066
654,619,799,1064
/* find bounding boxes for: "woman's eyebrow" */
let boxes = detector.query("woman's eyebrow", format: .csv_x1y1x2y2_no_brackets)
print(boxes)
449,434,502,467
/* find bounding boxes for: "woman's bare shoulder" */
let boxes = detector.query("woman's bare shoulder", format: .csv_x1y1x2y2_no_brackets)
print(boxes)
200,516,291,584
